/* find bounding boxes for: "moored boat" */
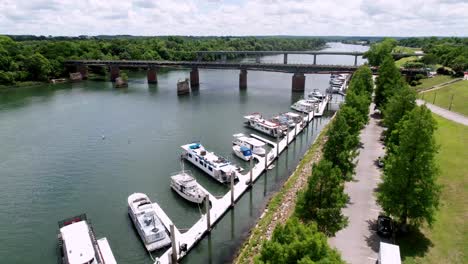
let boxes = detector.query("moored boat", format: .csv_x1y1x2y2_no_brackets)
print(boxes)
170,171,206,204
181,142,240,183
233,145,253,161
291,100,316,113
244,113,286,138
127,193,171,251
308,89,326,100
57,214,117,264
232,133,266,156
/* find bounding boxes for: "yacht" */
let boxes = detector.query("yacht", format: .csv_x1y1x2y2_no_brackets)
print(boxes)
308,89,326,100
233,145,253,161
181,142,240,183
58,214,117,264
127,193,171,251
272,112,304,128
232,133,266,156
244,113,286,138
170,170,206,204
291,100,316,113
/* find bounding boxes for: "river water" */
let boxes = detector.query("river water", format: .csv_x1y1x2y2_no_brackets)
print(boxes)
0,43,368,264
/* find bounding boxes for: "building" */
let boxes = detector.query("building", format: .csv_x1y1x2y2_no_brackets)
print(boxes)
378,242,401,264
464,71,468,80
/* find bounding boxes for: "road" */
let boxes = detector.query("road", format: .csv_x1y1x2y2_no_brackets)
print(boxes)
329,104,389,263
416,99,468,126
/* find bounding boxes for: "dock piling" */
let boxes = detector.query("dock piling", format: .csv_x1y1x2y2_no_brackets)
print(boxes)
170,224,177,264
205,195,211,232
249,153,253,186
264,153,268,170
230,173,235,207
276,133,280,159
286,129,289,148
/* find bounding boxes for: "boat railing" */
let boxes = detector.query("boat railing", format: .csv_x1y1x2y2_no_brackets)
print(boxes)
169,170,194,177
58,213,88,228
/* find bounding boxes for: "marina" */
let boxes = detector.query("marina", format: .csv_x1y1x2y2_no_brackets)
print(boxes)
152,95,331,264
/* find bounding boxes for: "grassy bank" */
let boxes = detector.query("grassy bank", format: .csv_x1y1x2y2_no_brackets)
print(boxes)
414,75,455,91
0,81,46,90
399,115,468,264
234,120,332,264
419,80,468,116
395,56,418,68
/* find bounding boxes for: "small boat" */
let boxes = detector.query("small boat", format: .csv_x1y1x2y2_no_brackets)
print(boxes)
232,133,266,156
181,142,240,183
170,170,206,204
233,145,253,161
244,113,286,138
291,100,316,113
272,112,304,128
308,89,326,100
128,193,171,251
57,214,117,264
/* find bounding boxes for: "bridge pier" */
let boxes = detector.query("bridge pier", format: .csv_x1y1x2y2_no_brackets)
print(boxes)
239,69,247,90
313,54,317,65
292,73,305,92
255,56,261,63
109,66,120,82
147,67,158,84
283,54,288,64
190,68,199,88
77,65,88,79
354,55,358,66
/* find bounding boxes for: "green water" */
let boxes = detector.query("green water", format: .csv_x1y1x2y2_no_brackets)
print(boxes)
0,43,368,263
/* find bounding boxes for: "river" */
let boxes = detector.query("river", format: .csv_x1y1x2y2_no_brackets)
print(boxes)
0,42,368,264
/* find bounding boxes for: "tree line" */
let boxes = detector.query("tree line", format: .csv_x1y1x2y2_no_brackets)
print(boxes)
400,37,467,75
372,40,441,231
255,65,374,263
0,35,325,85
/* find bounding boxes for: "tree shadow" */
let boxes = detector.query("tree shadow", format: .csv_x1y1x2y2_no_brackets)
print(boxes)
365,219,384,253
371,112,382,120
396,226,433,261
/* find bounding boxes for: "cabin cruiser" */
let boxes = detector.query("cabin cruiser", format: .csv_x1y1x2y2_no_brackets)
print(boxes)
232,133,266,156
233,145,253,161
58,214,117,264
291,100,316,113
308,89,326,100
170,170,206,204
181,143,240,183
272,112,304,128
244,113,286,138
128,193,171,251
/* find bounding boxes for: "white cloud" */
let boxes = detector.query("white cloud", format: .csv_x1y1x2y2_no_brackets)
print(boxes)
0,0,466,36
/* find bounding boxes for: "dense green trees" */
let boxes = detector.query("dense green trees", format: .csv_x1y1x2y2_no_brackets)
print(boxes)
255,218,344,264
363,38,397,66
375,56,406,109
378,106,440,228
383,85,416,146
0,35,326,85
295,160,348,236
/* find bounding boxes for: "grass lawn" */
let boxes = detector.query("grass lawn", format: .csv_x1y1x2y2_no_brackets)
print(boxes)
414,75,455,91
419,80,468,116
393,46,421,53
395,56,418,67
399,115,468,264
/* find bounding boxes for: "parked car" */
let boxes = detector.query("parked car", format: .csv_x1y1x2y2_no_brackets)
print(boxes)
377,156,384,168
377,215,393,237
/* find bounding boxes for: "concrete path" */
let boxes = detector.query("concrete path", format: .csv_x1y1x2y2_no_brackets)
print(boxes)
417,99,468,126
329,104,389,264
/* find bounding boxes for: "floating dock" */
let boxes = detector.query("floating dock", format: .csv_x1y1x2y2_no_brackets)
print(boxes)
154,96,330,264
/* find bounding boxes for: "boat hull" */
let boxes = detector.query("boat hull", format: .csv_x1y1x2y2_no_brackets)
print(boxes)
170,183,205,204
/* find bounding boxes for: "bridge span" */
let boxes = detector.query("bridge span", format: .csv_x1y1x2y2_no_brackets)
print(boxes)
65,60,426,92
195,50,421,65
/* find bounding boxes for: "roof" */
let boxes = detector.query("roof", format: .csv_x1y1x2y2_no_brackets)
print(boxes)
379,242,401,264
233,134,265,147
60,221,96,264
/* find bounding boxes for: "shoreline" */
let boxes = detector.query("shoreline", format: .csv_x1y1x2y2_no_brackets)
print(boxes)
233,114,335,264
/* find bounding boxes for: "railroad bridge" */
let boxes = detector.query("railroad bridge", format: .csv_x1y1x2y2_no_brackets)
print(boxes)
65,52,425,92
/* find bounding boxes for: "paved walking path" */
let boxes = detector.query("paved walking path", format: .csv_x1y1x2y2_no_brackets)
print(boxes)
417,99,468,126
329,104,389,263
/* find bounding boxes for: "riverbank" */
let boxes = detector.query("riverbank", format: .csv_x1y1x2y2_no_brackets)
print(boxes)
234,115,333,264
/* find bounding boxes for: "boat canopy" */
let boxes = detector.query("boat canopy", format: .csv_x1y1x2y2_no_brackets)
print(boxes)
240,146,252,156
189,143,201,149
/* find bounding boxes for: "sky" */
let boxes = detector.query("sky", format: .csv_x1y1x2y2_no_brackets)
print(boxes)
0,0,467,36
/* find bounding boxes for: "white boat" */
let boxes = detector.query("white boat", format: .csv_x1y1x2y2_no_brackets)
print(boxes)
58,214,117,264
272,112,304,128
272,114,296,128
181,142,240,184
127,193,171,251
308,89,326,100
170,170,206,204
291,100,316,113
244,113,286,138
232,133,266,156
233,145,253,161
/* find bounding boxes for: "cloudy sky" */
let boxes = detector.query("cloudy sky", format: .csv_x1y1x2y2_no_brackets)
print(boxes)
0,0,467,36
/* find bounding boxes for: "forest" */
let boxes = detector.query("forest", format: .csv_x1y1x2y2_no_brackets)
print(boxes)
0,36,326,85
